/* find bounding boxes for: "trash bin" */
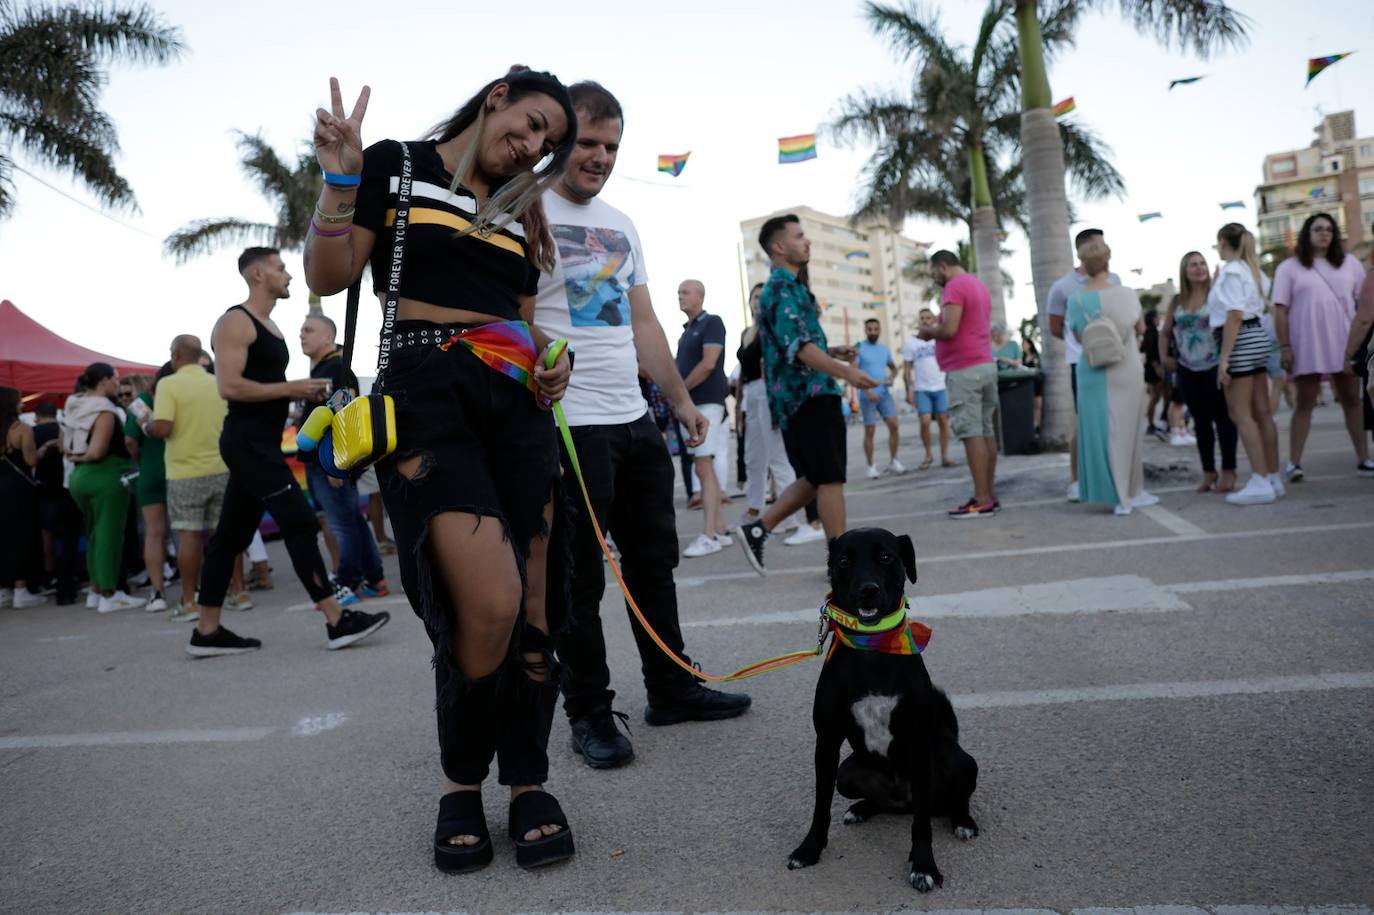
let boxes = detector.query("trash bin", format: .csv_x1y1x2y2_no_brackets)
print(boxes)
998,368,1040,455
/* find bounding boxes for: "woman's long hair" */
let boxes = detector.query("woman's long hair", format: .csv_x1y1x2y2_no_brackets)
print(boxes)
124,374,152,396
429,66,577,272
1176,250,1211,308
1218,223,1266,300
0,386,20,434
1295,212,1345,269
76,362,115,393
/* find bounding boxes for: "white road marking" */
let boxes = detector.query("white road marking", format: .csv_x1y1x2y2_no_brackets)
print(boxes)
0,727,275,749
1138,505,1208,537
683,569,1374,628
291,713,349,736
282,904,1373,915
955,672,1374,709
677,520,1374,587
36,634,89,643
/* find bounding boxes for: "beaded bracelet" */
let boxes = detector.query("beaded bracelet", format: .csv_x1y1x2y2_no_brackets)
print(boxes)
314,206,354,225
311,220,352,238
322,170,361,189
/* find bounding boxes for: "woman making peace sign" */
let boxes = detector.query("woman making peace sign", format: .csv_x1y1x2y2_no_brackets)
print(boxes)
304,68,578,873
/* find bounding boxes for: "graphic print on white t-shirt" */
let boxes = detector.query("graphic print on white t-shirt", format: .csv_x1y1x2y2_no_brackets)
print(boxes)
534,190,650,426
551,225,638,327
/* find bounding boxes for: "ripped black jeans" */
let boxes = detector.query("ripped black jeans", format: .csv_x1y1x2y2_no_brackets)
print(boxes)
377,321,570,787
198,417,334,608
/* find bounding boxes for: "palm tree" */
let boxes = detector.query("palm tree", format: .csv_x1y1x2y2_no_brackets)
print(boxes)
1014,0,1249,446
164,131,325,311
0,1,184,218
832,0,1123,328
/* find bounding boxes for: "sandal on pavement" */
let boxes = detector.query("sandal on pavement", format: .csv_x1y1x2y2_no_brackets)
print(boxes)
434,790,493,873
941,459,957,468
917,456,933,471
508,790,575,869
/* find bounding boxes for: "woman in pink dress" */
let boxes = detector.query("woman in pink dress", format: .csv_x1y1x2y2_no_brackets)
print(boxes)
1272,212,1372,478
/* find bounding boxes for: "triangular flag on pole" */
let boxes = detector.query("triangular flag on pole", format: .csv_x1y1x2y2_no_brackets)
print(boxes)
1307,52,1354,87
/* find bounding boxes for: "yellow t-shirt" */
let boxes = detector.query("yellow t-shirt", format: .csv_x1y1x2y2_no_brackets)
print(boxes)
153,364,228,480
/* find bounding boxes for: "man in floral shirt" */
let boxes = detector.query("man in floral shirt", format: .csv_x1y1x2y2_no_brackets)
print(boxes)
735,214,876,573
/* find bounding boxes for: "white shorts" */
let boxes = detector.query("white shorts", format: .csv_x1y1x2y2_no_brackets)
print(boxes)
686,403,728,458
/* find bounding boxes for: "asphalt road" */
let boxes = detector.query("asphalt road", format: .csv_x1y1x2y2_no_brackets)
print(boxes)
3,403,1372,915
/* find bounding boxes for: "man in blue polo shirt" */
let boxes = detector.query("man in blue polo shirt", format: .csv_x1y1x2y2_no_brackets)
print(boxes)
855,317,904,478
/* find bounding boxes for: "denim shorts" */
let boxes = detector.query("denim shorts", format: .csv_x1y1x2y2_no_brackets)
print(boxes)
914,388,948,416
859,387,897,425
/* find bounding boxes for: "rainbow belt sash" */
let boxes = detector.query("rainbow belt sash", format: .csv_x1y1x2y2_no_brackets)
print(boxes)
439,320,541,396
824,598,932,659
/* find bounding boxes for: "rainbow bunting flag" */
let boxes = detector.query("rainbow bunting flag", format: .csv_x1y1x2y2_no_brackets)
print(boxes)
1168,76,1205,90
844,248,869,259
1309,186,1325,199
1219,201,1246,210
1051,97,1076,117
657,152,690,177
1137,212,1163,223
1307,52,1353,87
778,133,818,164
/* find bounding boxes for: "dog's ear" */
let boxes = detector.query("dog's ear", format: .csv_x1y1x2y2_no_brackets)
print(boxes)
897,534,918,583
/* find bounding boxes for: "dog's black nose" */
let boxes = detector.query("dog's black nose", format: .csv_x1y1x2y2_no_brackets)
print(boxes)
858,583,881,605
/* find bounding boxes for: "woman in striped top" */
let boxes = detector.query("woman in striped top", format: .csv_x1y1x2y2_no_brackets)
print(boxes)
305,67,579,872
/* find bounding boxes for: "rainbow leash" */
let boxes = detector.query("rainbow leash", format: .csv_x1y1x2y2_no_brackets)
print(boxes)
541,340,825,683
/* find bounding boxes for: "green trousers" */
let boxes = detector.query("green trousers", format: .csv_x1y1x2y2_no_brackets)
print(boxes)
69,456,131,592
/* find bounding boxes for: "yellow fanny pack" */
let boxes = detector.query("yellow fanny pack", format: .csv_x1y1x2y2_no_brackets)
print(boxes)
330,393,396,470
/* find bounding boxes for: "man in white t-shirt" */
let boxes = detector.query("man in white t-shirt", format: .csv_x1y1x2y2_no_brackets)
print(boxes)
534,81,751,771
1047,228,1121,501
900,308,953,469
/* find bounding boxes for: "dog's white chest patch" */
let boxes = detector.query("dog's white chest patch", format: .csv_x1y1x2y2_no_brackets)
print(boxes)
851,694,899,757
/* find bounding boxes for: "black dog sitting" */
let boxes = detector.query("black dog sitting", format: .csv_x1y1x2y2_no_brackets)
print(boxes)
786,527,978,892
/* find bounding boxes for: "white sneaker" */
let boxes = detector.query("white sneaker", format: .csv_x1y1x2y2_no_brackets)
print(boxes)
98,590,146,613
1113,503,1133,516
0,588,11,608
1225,475,1277,506
145,591,169,612
1169,433,1190,447
1267,473,1286,498
1284,462,1304,482
682,534,723,558
885,459,907,475
170,604,200,623
86,590,100,609
224,591,254,611
14,589,46,609
1066,481,1081,503
129,569,151,589
716,532,734,547
784,524,827,546
1131,490,1160,508
866,465,880,479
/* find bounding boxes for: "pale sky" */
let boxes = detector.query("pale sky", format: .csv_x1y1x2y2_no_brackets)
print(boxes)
2,0,1370,382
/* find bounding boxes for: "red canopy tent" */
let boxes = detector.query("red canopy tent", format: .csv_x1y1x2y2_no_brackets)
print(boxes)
0,299,159,397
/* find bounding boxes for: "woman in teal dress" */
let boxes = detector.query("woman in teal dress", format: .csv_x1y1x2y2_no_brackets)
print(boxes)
1066,240,1157,515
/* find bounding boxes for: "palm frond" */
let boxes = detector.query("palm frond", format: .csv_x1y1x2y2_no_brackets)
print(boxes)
0,152,14,219
163,218,278,264
863,1,965,77
9,1,186,65
0,111,135,210
1100,0,1251,58
1058,120,1126,199
231,130,299,209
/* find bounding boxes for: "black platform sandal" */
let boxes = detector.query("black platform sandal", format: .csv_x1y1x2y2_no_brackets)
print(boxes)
508,790,575,869
434,790,494,873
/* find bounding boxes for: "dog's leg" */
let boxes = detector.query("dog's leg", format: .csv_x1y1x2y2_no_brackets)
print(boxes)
786,731,844,869
838,753,908,824
907,741,943,892
947,746,979,840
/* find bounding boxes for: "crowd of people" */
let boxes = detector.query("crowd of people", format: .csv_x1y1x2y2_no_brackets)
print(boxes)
4,65,1373,877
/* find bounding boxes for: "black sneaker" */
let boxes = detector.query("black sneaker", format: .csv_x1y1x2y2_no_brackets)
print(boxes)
570,710,634,769
186,626,262,658
645,684,752,726
326,608,390,650
735,520,768,575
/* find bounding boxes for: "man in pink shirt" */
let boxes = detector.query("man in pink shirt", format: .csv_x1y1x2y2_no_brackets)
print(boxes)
919,250,999,518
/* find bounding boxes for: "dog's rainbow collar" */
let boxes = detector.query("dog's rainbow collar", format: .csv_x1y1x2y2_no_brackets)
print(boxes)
822,596,932,656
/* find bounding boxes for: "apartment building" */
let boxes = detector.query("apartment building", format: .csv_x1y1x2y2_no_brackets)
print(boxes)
1255,110,1374,255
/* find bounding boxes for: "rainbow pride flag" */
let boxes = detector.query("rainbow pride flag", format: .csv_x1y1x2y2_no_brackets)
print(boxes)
778,133,817,164
441,321,540,395
657,152,690,177
1051,97,1075,117
1137,212,1163,223
1219,201,1246,210
1307,52,1353,87
1168,76,1205,90
844,248,869,259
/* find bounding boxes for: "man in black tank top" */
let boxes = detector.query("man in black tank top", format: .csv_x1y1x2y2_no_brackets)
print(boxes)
188,247,389,657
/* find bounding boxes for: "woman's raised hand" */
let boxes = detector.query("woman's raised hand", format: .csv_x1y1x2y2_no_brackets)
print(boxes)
314,77,370,175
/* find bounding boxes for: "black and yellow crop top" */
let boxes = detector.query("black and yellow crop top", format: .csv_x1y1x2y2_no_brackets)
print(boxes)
353,139,540,321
